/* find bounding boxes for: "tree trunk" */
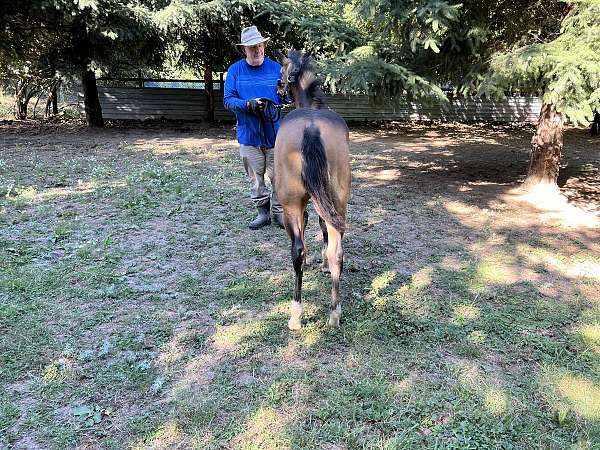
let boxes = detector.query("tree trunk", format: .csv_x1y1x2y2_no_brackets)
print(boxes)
204,66,214,122
81,69,103,127
14,80,29,119
523,102,564,188
45,82,59,118
52,85,58,115
45,81,60,118
591,110,600,136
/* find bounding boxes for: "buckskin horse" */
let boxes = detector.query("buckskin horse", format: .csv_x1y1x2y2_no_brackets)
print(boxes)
273,49,351,330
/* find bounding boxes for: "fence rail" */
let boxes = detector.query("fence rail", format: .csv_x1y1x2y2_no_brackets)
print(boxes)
79,85,543,123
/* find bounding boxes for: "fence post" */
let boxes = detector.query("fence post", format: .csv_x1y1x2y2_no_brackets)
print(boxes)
137,69,143,88
204,66,214,122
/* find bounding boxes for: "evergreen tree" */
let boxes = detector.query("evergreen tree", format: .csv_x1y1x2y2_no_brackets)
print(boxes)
154,0,255,121
479,0,600,188
313,0,598,191
0,0,165,126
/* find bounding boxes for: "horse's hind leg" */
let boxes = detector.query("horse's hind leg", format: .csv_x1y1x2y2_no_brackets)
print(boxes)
285,207,306,330
325,223,344,327
319,216,330,273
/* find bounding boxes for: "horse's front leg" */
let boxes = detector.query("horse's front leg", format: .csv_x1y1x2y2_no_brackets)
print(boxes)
285,211,305,330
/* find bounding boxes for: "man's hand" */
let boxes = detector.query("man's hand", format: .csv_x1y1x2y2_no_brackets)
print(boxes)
246,98,264,114
276,79,285,98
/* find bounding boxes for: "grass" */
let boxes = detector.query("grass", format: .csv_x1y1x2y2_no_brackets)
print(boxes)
0,123,599,449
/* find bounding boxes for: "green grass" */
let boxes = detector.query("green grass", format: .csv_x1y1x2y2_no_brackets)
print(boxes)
1,125,599,449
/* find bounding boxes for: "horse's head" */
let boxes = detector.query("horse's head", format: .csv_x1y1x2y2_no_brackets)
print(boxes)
274,49,322,108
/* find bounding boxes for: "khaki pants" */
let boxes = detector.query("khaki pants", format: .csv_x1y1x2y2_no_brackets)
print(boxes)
240,145,282,214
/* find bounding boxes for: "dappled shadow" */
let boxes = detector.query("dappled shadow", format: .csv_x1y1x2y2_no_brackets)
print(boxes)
351,126,598,207
1,122,599,448
126,122,599,446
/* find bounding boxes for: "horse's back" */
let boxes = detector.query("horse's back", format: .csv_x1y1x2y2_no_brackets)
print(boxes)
275,108,350,210
277,108,349,164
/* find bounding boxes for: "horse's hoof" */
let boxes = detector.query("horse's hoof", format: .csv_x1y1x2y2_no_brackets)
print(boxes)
328,306,341,327
288,318,302,331
288,301,303,331
327,316,340,328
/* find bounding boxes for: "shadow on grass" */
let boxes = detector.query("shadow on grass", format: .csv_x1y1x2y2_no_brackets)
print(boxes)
1,123,599,448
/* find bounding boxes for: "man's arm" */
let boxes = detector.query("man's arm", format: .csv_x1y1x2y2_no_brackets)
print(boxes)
223,67,248,112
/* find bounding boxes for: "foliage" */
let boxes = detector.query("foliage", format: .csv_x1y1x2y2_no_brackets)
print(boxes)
154,0,250,75
479,0,600,125
255,0,362,55
315,0,467,99
152,0,360,77
0,0,166,79
304,0,566,102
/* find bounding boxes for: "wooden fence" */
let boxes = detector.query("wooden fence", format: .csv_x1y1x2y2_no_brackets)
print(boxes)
79,81,543,123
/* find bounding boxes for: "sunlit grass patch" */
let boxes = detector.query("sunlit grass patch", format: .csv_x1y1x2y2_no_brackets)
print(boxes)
131,421,191,450
557,374,600,420
467,330,487,344
451,304,481,326
213,322,267,349
410,266,433,289
369,270,397,297
223,271,286,308
517,243,600,280
3,185,37,208
575,323,600,347
231,406,293,450
454,360,483,390
211,315,286,356
299,322,324,348
476,260,516,284
484,387,508,416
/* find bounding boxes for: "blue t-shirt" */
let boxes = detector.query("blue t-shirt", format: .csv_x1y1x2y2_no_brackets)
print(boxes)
223,58,282,148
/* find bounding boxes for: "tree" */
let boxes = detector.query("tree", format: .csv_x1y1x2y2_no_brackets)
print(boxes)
0,0,166,126
0,0,64,119
153,0,342,121
479,0,600,189
154,0,257,121
318,0,567,99
307,0,596,193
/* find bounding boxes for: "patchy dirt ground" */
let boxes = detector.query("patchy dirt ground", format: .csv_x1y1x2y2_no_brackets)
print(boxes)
1,120,599,449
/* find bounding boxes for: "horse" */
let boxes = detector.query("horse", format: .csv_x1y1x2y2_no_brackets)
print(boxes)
273,49,351,330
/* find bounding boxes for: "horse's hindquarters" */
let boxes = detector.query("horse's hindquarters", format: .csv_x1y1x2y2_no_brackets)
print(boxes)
275,108,351,330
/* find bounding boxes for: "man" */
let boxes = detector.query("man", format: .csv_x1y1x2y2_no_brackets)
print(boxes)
224,26,284,229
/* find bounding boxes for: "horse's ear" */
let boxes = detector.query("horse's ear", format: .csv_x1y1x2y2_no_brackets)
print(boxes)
273,49,286,63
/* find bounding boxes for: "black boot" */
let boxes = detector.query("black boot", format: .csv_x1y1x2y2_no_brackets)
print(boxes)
273,212,285,229
249,203,271,230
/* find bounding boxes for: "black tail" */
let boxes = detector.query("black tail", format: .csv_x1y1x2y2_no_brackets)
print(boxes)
300,124,345,232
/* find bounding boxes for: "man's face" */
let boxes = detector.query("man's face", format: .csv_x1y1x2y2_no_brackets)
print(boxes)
244,43,265,66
